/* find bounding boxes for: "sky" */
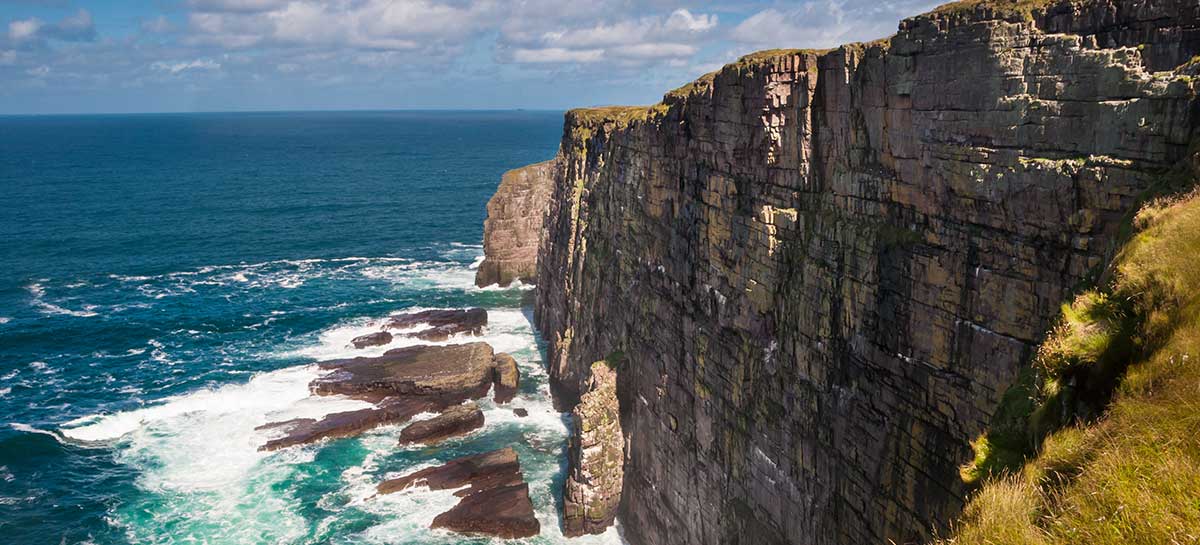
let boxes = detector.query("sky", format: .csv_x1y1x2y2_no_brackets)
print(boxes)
0,0,945,114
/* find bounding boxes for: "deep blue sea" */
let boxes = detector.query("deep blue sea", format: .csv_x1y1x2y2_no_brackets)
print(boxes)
0,111,619,545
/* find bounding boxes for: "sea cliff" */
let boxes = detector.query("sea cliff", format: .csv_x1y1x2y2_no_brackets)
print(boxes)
478,0,1200,543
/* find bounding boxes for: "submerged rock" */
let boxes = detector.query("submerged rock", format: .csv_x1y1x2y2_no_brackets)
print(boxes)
385,308,487,342
397,401,484,446
349,331,392,349
377,447,540,539
562,361,624,537
491,353,520,404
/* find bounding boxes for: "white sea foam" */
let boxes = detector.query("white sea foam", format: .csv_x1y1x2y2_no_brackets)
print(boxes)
0,317,10,324
0,387,10,398
10,423,62,441
27,283,98,317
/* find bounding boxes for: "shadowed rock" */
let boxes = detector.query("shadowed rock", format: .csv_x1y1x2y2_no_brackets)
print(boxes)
258,397,438,451
491,353,520,404
512,408,528,417
397,402,485,446
377,447,540,538
349,331,392,349
385,308,487,341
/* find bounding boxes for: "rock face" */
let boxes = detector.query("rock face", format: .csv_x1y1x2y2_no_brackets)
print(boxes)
520,1,1200,544
491,353,520,403
386,308,488,341
349,331,392,349
376,447,541,539
476,160,558,287
397,402,485,446
562,361,624,537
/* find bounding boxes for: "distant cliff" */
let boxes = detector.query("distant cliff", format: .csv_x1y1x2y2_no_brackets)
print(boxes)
475,159,557,288
476,0,1199,543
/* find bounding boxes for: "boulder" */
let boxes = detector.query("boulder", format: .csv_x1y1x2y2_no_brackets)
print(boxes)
385,308,487,341
397,402,485,446
349,331,392,349
513,408,529,418
491,353,520,404
377,447,540,539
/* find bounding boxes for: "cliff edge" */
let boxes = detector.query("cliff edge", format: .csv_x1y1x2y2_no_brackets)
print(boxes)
483,0,1200,543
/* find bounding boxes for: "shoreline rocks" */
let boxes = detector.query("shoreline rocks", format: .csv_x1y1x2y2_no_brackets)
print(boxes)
349,331,392,349
491,353,520,404
377,447,541,539
397,402,485,446
386,308,487,342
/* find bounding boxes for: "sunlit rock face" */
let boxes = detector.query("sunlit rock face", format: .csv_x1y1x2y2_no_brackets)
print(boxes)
476,160,558,288
517,0,1200,543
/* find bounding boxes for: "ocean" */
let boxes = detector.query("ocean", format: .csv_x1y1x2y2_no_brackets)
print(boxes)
0,111,618,545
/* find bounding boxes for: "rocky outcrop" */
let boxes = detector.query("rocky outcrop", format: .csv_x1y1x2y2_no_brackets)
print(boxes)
562,361,624,537
491,353,520,403
312,342,495,400
476,160,558,287
397,401,485,446
518,1,1200,544
376,447,541,539
259,341,498,450
386,308,488,342
349,331,392,349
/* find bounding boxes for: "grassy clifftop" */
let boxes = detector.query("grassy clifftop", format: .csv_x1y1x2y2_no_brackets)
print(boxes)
942,180,1200,544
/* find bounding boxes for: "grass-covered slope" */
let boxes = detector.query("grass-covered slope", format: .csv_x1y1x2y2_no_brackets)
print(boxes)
941,183,1200,544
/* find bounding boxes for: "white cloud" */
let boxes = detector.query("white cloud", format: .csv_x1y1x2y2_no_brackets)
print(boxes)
731,0,944,49
142,16,175,34
9,19,42,42
0,50,15,65
512,47,604,64
502,8,717,66
26,65,49,77
152,58,221,74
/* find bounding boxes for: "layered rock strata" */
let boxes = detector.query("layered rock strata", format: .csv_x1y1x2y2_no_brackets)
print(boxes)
397,401,485,446
385,308,488,341
376,447,541,538
521,1,1200,544
562,361,624,537
491,352,520,403
259,341,498,450
476,160,558,287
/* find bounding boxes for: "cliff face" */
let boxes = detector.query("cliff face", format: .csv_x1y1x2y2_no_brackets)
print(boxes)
523,1,1199,544
475,159,557,288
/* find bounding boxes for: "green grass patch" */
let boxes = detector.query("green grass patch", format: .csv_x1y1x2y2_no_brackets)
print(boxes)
940,185,1200,545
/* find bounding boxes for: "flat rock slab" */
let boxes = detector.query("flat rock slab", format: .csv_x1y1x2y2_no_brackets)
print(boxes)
258,397,438,451
385,308,488,342
397,402,485,446
313,342,495,401
377,447,539,538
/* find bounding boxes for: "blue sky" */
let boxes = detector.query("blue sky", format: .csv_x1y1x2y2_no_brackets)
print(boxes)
0,0,944,114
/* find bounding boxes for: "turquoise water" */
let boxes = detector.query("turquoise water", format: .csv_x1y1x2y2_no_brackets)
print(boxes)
0,111,618,545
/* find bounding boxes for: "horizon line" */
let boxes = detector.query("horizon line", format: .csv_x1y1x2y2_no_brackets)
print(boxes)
0,107,569,118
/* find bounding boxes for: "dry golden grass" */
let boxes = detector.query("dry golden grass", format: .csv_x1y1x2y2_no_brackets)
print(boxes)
941,188,1200,545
